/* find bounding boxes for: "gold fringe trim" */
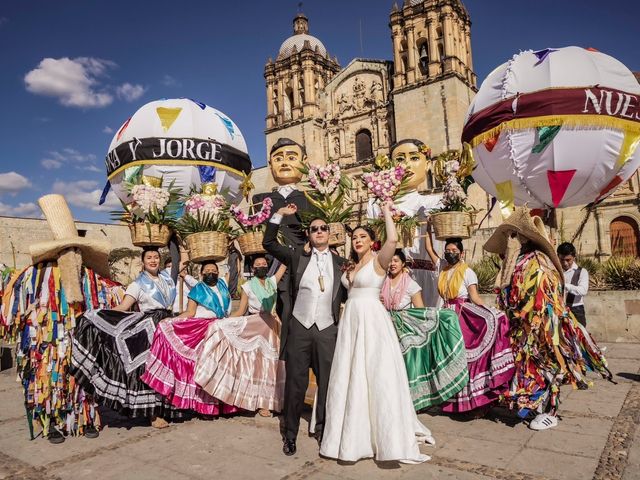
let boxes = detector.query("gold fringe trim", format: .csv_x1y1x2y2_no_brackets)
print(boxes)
469,114,640,148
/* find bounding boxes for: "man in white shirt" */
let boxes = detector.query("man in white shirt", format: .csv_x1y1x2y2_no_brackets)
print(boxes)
263,204,347,457
164,259,198,315
557,242,589,327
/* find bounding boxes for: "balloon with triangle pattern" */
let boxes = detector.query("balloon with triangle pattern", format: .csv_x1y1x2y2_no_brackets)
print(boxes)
462,46,640,211
104,98,252,210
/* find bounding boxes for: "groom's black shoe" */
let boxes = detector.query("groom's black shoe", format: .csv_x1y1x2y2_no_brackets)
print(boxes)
283,439,297,456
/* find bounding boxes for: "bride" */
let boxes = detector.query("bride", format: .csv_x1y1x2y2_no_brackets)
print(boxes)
320,200,434,463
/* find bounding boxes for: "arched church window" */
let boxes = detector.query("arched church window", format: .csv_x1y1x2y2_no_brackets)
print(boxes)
273,89,279,115
298,79,305,105
418,41,429,75
610,216,640,257
284,87,293,121
401,55,408,83
356,129,373,163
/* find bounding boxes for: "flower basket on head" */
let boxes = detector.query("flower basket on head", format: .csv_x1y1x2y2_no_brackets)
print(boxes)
430,211,473,240
185,231,229,263
237,231,265,256
129,223,173,247
299,162,354,248
111,176,180,247
429,149,477,240
176,189,234,262
230,197,272,256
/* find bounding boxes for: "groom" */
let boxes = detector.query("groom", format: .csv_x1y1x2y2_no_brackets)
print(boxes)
263,204,347,456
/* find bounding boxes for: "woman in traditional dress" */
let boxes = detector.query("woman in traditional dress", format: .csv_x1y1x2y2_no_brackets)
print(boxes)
194,256,286,416
71,247,180,429
425,228,515,416
485,207,612,430
380,249,468,410
320,201,434,464
141,261,240,417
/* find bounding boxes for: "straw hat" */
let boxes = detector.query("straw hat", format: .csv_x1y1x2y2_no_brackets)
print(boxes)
29,194,111,277
484,207,563,277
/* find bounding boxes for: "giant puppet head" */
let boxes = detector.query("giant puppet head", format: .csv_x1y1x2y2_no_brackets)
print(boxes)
268,137,307,186
390,139,432,191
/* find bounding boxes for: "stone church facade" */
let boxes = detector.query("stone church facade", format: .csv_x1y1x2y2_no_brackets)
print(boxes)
255,0,640,263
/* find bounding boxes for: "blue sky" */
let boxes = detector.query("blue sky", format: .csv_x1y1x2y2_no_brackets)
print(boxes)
0,0,638,223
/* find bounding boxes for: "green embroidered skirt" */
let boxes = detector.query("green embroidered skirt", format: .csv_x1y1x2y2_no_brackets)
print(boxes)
391,307,468,410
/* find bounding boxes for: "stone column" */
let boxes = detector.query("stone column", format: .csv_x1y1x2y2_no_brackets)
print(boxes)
266,81,274,117
303,64,315,104
391,27,404,87
277,77,285,123
442,12,454,72
406,25,417,84
292,72,300,109
427,16,440,78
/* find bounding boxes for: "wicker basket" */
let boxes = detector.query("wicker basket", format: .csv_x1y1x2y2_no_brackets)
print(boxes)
328,222,346,247
185,231,229,263
430,211,473,240
237,231,266,256
129,223,172,247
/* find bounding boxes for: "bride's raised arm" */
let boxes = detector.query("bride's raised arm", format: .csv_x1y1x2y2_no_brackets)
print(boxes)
376,199,398,272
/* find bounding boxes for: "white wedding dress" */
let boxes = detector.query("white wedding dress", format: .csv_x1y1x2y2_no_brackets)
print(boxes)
319,259,434,463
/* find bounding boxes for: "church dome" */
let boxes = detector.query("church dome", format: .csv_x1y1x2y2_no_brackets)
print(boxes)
278,33,327,58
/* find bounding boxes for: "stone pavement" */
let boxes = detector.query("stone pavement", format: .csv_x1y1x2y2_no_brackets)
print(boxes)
0,342,639,480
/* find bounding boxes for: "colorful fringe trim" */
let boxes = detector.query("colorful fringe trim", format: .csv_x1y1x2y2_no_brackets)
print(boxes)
497,252,612,417
0,262,124,437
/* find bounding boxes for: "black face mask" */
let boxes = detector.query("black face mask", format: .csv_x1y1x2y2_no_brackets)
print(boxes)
254,267,269,279
444,252,460,265
203,273,218,286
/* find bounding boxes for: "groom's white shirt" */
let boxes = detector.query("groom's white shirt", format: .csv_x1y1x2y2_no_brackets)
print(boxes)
293,247,334,330
270,215,334,331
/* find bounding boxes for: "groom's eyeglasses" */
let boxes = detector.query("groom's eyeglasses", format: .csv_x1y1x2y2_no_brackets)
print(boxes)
309,225,330,233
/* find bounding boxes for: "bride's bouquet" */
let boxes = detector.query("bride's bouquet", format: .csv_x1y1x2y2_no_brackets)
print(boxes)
363,154,419,247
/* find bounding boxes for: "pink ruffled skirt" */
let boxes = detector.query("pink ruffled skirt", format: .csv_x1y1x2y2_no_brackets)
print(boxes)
194,313,285,412
141,317,240,416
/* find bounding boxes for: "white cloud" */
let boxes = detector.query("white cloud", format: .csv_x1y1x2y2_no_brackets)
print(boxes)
161,74,180,87
41,148,99,170
103,126,114,134
24,57,115,108
0,172,31,195
116,82,146,102
52,180,121,211
0,201,40,218
41,159,63,169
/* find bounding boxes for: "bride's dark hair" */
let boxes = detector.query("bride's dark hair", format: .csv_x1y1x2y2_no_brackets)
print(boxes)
349,225,376,263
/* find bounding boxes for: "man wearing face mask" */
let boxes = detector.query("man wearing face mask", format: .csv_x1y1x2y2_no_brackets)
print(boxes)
164,259,198,315
424,231,515,417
